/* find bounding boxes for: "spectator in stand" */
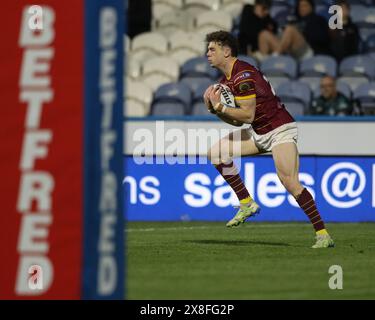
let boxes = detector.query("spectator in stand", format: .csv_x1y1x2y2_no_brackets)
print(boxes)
310,76,354,116
255,0,330,61
238,0,278,56
329,0,360,63
127,0,152,39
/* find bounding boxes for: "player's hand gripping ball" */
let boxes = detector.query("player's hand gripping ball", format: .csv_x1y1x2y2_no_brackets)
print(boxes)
213,83,237,109
207,84,243,127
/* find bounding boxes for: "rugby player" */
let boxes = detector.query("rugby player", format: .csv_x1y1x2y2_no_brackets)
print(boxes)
203,31,334,248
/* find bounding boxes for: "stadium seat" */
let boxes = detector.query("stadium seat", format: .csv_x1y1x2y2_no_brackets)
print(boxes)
339,54,375,79
181,57,219,80
124,80,153,117
130,32,168,61
169,31,205,65
237,54,259,68
141,57,180,91
365,34,375,52
153,82,192,113
299,76,322,92
313,80,352,99
184,0,221,17
351,6,375,27
192,102,211,115
359,26,375,43
221,0,246,18
152,102,186,116
277,81,312,109
194,11,233,35
299,55,337,77
266,76,290,92
152,0,184,24
270,4,290,19
273,9,290,29
180,77,213,103
126,54,142,79
353,82,375,114
156,10,194,35
260,55,298,78
284,102,306,117
337,75,370,91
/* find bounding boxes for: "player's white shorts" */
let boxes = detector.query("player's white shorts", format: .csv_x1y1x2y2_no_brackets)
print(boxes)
249,122,298,152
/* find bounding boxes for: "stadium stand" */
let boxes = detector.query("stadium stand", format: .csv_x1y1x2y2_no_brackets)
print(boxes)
151,82,192,115
353,82,375,114
141,56,180,91
124,0,375,117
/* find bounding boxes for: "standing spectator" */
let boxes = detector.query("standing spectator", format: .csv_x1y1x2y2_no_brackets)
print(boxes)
127,0,152,39
310,76,353,116
238,0,278,56
329,0,360,63
257,0,330,61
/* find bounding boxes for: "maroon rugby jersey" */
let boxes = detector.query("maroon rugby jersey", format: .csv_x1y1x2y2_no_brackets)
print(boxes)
219,59,294,135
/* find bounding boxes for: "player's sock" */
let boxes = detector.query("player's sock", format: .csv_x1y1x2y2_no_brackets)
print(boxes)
296,188,326,233
214,161,253,203
316,229,329,236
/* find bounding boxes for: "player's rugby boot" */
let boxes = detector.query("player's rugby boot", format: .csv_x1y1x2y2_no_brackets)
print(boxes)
226,201,260,227
312,234,335,248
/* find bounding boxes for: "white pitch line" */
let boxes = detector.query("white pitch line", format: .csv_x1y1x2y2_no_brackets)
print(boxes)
125,223,308,233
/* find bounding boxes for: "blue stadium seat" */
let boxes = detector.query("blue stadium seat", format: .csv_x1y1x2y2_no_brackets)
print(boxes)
237,55,259,68
284,102,305,117
192,102,211,115
153,82,192,113
338,75,370,91
180,57,219,80
277,81,312,109
339,54,375,79
152,102,186,116
299,76,323,92
299,55,337,77
351,6,375,27
266,76,290,92
270,4,290,19
353,82,375,113
365,34,375,52
180,77,213,103
260,55,297,78
273,10,290,29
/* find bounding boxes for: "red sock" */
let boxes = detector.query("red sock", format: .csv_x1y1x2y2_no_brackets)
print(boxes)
296,188,325,232
214,161,250,201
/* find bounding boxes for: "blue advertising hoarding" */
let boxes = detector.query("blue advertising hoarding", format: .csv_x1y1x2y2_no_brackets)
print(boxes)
83,0,124,299
124,156,375,222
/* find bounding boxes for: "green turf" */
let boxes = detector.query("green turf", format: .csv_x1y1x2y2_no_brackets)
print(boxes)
126,222,375,299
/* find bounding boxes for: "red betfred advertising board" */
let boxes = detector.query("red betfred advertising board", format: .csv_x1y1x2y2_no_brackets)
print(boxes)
0,1,83,299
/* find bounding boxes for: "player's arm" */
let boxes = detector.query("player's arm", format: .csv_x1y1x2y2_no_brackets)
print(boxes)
209,86,256,124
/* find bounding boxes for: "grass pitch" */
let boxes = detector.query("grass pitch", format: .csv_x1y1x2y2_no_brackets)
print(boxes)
126,222,375,299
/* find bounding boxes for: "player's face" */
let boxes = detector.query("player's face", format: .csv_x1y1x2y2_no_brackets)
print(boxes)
206,42,225,67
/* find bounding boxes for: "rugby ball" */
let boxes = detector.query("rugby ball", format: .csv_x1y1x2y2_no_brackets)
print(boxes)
214,84,237,108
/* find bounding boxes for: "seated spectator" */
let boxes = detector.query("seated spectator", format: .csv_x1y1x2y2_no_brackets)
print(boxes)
255,0,330,61
329,0,360,63
310,76,353,116
238,0,278,56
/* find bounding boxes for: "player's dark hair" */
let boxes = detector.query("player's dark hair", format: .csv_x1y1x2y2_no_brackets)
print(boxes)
205,31,239,57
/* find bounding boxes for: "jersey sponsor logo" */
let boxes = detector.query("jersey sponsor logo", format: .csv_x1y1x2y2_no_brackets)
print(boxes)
233,71,251,83
239,82,251,93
